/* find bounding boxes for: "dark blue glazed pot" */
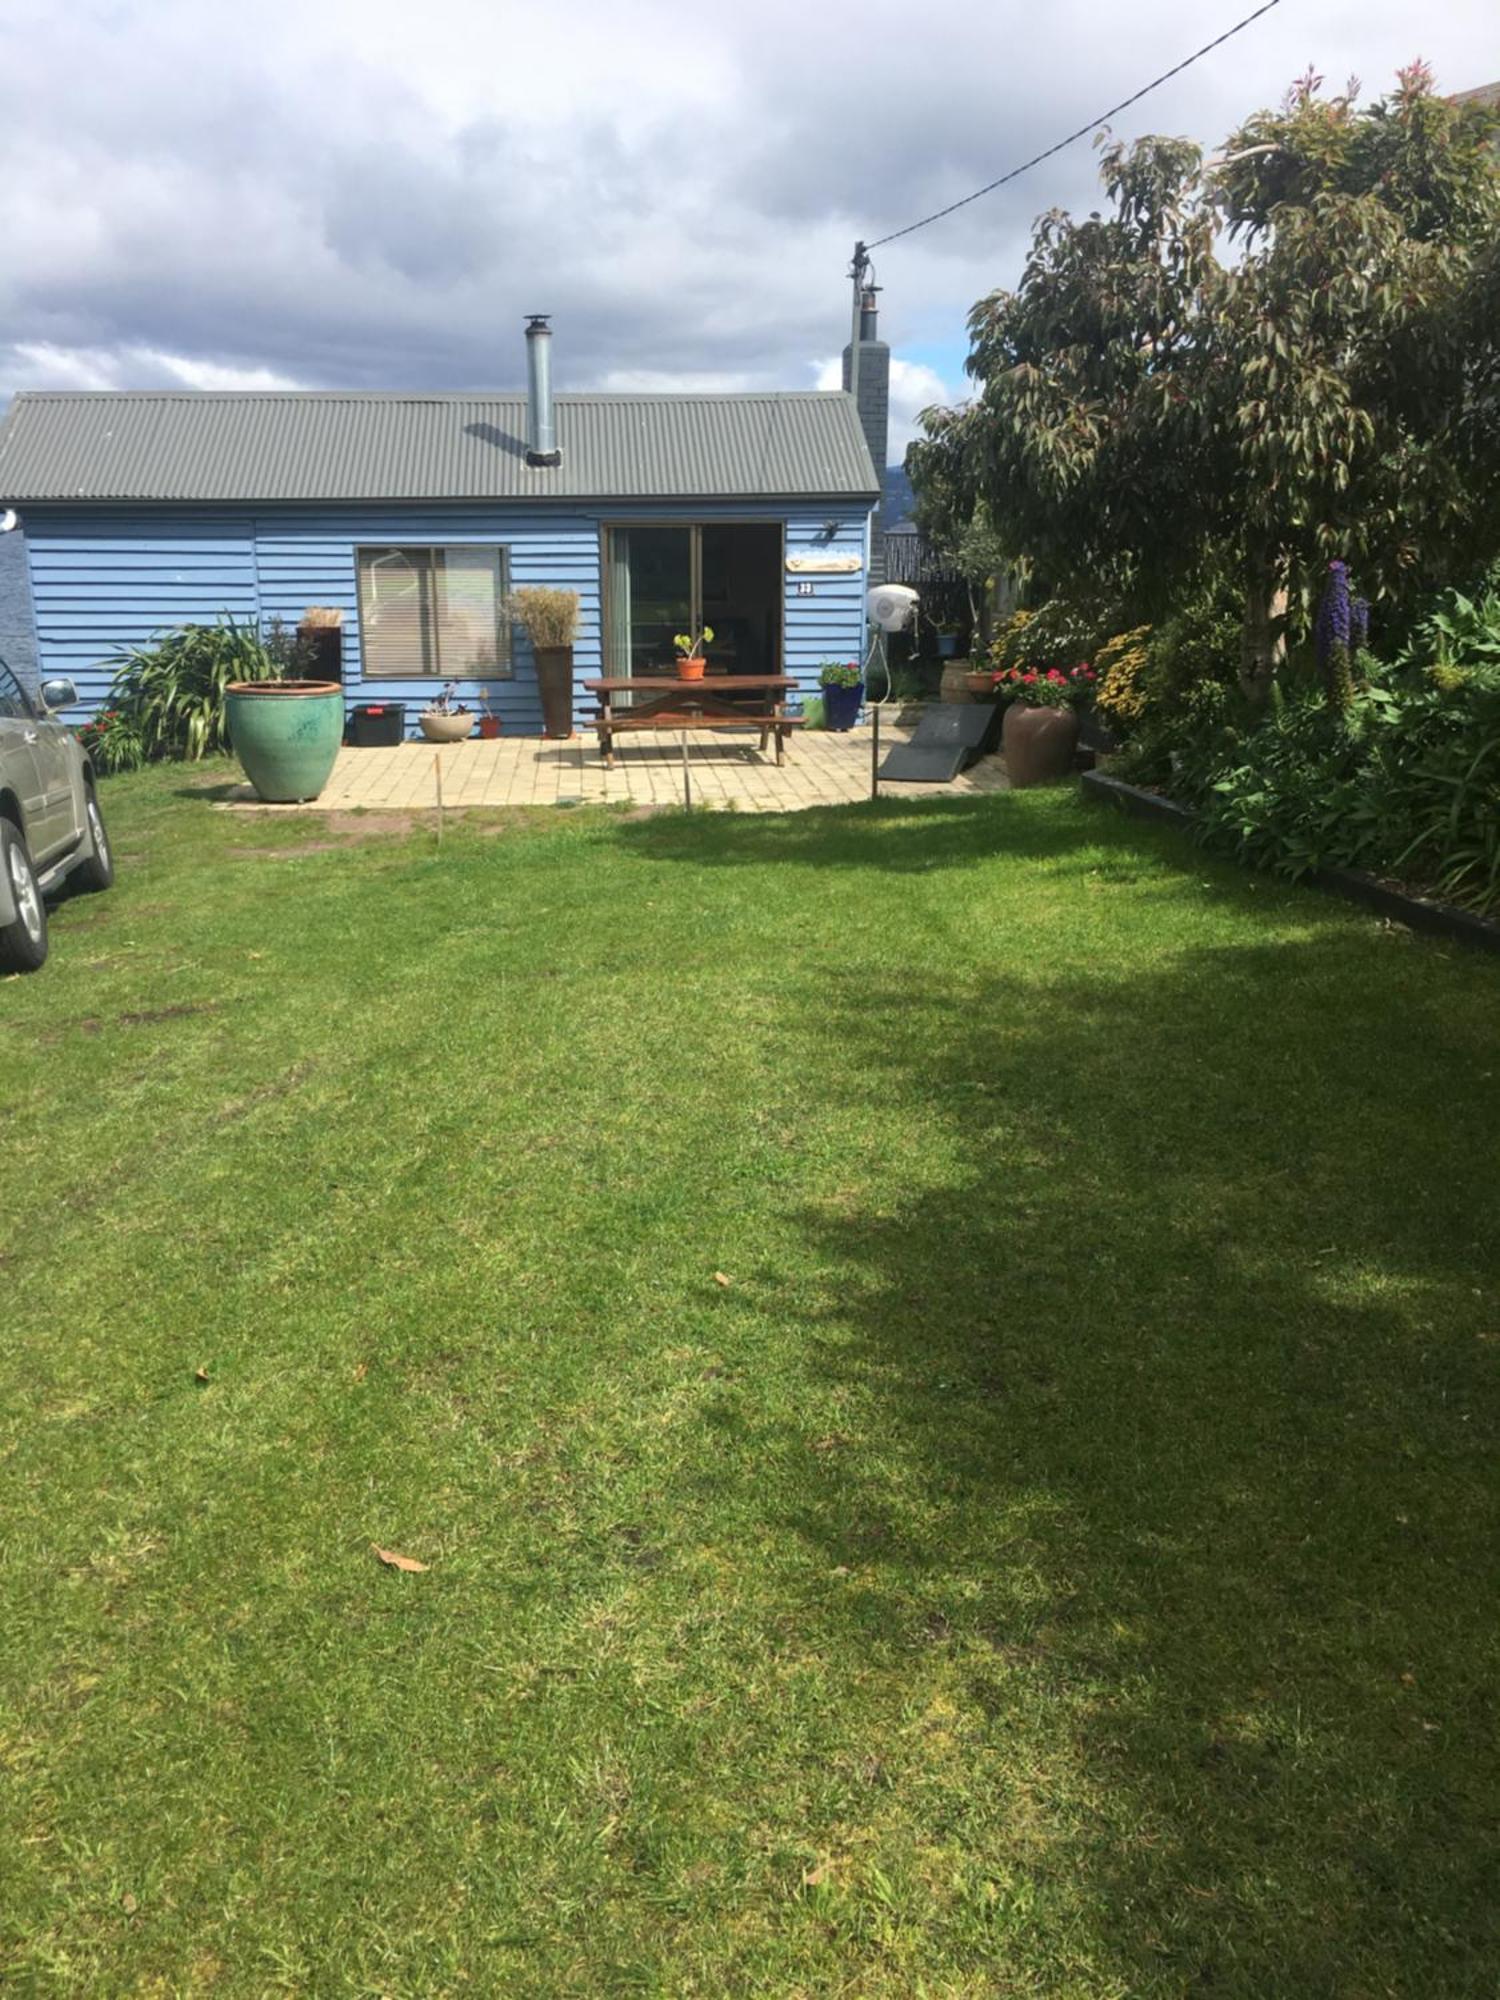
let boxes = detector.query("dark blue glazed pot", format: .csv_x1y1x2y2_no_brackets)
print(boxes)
822,681,864,731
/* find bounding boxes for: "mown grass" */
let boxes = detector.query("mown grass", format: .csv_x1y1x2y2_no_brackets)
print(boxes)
3,760,1499,1996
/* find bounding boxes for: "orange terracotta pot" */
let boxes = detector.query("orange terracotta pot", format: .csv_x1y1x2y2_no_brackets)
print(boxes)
677,657,706,681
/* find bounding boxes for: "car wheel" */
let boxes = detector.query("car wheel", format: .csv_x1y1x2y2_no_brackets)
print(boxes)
0,817,48,972
72,783,115,893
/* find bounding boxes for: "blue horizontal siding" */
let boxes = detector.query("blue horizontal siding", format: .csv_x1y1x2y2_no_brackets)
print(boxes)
20,496,872,732
23,513,258,716
249,506,603,734
779,507,867,707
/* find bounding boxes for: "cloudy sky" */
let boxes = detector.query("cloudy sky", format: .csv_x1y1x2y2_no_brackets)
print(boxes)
0,0,1493,462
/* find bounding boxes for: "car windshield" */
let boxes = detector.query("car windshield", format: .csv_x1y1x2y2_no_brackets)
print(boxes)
0,658,35,721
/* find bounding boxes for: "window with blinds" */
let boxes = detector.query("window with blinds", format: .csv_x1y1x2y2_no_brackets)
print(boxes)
356,546,512,678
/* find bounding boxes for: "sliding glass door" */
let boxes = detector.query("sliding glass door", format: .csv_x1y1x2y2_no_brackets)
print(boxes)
604,522,782,682
604,525,692,678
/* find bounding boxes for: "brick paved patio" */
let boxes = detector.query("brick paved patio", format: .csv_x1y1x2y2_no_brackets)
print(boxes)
224,723,1010,814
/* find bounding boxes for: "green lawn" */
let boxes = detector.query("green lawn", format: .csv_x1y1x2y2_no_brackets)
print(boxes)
4,764,1499,1996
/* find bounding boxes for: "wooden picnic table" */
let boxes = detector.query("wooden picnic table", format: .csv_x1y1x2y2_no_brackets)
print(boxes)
584,675,802,770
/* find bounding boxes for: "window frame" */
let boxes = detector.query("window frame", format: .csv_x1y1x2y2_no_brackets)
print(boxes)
355,543,513,681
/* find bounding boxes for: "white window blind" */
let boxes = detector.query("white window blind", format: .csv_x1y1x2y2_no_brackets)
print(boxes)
357,545,511,678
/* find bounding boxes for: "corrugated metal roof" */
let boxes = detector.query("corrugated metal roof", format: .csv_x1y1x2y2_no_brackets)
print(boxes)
0,390,881,504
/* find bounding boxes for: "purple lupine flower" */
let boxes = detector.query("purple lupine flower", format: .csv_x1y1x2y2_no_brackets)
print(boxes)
1315,560,1352,667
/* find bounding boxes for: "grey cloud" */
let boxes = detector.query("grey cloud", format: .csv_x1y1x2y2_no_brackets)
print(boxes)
0,0,1486,444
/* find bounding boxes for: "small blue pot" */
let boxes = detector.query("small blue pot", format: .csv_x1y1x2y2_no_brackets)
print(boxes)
822,681,864,731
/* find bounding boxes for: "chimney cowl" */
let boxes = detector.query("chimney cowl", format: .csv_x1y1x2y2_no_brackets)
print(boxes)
524,314,561,467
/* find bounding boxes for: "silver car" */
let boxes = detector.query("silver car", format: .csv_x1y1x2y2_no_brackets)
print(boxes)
0,660,114,973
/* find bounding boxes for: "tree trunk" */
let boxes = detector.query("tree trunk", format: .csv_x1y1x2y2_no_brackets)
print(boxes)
1239,555,1286,703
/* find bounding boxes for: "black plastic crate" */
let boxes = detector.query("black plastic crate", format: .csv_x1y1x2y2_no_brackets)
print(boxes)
347,702,406,747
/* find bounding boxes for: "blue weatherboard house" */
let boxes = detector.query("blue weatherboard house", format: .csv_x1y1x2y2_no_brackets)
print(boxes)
0,315,888,735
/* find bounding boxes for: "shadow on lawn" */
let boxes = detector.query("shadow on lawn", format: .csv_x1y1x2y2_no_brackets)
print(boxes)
612,791,1112,874
777,931,1500,1992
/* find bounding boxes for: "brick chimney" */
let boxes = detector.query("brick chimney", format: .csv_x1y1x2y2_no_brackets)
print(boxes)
842,285,889,578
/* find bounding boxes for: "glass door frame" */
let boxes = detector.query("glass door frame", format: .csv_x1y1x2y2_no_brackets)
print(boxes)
600,518,786,681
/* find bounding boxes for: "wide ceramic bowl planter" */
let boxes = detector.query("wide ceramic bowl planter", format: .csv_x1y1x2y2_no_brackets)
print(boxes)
822,681,864,731
1003,701,1080,787
226,681,343,803
419,711,475,743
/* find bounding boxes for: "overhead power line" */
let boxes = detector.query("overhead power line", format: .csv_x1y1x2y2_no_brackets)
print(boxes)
864,0,1285,251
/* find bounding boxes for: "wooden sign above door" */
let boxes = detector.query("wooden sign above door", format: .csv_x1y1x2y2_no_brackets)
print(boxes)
786,552,863,575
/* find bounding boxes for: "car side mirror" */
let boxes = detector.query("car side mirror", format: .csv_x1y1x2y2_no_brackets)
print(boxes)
39,677,78,712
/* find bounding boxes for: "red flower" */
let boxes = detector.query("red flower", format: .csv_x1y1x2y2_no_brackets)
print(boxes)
1022,671,1037,684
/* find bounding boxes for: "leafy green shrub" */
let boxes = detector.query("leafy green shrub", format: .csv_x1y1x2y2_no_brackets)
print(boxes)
1173,664,1500,913
988,598,1101,674
1110,597,1244,783
74,705,147,776
103,614,293,762
1397,576,1500,675
1372,670,1500,910
1186,691,1375,879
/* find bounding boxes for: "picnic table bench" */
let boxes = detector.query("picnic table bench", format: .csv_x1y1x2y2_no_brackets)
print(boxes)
584,675,802,769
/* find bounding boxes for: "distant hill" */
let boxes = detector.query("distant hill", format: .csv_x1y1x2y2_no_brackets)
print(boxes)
882,464,915,530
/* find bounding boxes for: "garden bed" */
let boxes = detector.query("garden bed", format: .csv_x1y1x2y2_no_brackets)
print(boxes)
1082,768,1500,955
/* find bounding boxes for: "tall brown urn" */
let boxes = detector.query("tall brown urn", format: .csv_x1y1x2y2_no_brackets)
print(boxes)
535,646,575,739
1002,703,1080,787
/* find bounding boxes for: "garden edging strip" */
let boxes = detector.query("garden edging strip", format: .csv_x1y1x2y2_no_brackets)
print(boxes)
1080,768,1500,956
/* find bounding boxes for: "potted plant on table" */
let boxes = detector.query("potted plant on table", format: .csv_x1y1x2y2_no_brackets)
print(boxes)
510,586,581,739
419,683,475,743
934,622,963,660
998,663,1097,786
673,625,714,681
818,659,864,731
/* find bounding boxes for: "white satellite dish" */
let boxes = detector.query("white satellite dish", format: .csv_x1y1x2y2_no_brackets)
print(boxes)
0,510,17,534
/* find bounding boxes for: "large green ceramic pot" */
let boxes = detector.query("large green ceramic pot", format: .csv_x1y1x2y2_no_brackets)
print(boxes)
226,681,344,803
